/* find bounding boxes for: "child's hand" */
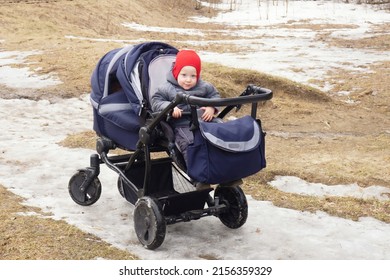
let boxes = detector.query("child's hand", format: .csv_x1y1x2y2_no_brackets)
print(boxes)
201,106,215,122
172,107,183,118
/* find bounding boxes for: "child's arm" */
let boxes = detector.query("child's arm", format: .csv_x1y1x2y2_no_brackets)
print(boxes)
201,82,220,121
200,106,216,122
151,85,173,113
172,107,183,118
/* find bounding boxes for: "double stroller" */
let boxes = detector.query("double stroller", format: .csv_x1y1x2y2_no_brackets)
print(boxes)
68,42,273,249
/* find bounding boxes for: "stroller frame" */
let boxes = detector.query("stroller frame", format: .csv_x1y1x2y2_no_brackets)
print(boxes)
68,43,272,249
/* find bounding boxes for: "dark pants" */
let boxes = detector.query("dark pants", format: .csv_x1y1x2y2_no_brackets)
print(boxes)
174,126,194,164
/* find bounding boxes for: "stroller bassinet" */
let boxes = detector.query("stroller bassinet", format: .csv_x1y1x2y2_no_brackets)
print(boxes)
68,42,273,249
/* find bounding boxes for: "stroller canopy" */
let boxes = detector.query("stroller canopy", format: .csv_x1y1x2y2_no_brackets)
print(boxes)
90,42,178,150
91,41,178,115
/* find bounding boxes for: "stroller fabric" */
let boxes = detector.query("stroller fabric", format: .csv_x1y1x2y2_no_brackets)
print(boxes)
90,42,178,150
187,115,266,184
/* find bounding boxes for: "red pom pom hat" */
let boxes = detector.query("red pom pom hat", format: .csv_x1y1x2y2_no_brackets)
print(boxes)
172,50,201,81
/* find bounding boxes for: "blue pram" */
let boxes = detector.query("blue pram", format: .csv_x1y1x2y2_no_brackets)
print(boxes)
68,42,273,249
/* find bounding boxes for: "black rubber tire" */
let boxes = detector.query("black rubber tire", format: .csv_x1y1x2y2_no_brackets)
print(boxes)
215,185,248,229
68,170,102,206
133,197,166,250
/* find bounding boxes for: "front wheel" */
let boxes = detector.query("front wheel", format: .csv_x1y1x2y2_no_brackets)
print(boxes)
215,185,248,229
133,197,166,250
68,170,101,206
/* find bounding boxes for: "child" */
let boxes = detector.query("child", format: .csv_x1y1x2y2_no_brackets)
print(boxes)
151,49,220,166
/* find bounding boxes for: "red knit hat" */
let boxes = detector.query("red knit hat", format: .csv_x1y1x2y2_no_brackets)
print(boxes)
172,50,201,81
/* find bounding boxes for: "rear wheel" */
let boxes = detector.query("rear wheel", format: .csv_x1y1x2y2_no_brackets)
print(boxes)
215,185,248,229
68,170,101,206
133,197,166,250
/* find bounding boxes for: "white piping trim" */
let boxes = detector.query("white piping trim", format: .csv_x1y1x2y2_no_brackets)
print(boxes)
202,121,260,152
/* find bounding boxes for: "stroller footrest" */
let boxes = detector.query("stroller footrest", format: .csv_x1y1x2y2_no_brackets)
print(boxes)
164,204,227,225
182,209,204,221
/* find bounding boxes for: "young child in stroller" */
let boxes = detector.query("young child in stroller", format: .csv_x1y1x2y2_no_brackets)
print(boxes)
151,50,220,189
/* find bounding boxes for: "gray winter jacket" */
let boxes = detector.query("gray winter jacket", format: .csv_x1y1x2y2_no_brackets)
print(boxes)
151,71,220,127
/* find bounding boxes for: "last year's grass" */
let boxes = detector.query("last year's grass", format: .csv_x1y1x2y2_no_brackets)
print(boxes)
0,184,138,260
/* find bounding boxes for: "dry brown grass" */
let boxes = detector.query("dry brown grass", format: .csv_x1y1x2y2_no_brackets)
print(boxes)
0,184,138,259
58,130,97,150
245,180,390,223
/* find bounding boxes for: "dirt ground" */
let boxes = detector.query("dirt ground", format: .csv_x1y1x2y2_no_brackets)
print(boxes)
0,0,389,259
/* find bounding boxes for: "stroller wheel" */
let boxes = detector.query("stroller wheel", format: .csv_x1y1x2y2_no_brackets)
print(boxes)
215,185,248,229
134,197,166,250
68,170,102,206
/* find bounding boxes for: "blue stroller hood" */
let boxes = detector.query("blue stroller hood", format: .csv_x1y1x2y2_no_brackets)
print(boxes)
90,42,178,150
90,46,132,111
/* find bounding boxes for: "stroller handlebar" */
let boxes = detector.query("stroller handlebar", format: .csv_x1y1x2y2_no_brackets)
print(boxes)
180,85,273,107
140,85,272,145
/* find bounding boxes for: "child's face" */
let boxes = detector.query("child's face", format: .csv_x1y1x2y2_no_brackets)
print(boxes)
177,66,197,90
